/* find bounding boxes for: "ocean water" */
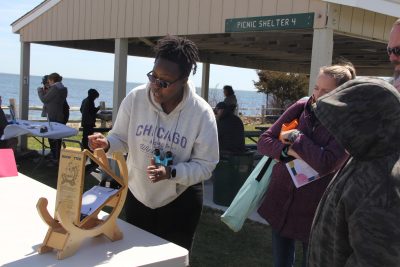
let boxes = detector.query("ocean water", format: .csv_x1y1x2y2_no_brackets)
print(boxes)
0,72,267,120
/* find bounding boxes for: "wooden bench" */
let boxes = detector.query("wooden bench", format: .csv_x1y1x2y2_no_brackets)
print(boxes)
264,115,280,123
244,130,264,160
244,130,263,144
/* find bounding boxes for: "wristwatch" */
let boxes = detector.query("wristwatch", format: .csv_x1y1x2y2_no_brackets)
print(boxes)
167,166,177,179
281,145,290,158
170,167,176,179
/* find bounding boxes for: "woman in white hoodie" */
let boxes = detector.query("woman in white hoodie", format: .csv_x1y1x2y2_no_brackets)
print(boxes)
89,35,219,252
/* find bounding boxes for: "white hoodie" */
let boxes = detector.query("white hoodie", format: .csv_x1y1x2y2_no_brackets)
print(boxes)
107,81,219,208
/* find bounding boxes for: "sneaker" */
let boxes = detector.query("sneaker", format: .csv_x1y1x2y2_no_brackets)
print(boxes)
46,159,58,167
92,167,101,173
44,153,54,160
85,164,100,173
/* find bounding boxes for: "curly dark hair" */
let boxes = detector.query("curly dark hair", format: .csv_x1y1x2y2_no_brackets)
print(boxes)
154,35,200,78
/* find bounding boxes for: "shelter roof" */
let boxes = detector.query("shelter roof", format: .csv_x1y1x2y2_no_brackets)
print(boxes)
11,0,399,76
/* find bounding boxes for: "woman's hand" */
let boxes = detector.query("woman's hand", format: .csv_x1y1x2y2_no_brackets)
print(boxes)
88,133,109,151
287,146,301,159
147,158,170,183
279,129,299,144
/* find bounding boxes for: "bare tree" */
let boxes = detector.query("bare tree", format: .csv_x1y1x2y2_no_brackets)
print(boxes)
207,86,224,107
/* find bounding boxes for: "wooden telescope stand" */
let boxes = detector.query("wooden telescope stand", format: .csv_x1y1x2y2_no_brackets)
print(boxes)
36,148,128,260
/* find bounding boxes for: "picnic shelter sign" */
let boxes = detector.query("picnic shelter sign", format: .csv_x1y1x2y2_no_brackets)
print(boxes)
225,12,314,32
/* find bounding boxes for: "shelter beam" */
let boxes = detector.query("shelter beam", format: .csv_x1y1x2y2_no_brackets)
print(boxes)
112,38,128,123
19,41,31,150
201,63,210,102
309,28,333,95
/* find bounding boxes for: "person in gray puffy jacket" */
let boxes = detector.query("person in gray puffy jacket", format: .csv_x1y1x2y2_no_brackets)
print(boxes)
308,77,400,267
37,72,68,161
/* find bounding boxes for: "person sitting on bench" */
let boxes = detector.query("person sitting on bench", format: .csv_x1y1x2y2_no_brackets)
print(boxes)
0,96,18,153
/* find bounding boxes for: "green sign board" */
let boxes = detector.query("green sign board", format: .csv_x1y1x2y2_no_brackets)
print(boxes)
225,12,314,33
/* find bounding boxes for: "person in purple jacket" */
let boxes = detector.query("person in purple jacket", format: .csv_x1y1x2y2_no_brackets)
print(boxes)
257,63,356,267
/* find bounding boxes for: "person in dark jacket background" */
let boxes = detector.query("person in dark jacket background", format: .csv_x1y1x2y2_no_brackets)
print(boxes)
214,101,245,154
0,96,18,153
223,85,238,114
80,88,100,153
257,63,355,267
308,77,400,267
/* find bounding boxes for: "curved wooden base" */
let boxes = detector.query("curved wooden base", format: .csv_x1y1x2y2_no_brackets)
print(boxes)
36,149,129,260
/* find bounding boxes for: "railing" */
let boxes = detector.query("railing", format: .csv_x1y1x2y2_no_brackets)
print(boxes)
1,102,112,126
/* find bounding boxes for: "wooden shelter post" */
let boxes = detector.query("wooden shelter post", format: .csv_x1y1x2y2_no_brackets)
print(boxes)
201,63,210,102
112,38,128,124
19,41,30,149
309,28,333,95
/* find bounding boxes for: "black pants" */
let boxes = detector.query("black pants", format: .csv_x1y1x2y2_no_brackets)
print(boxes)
82,125,95,151
82,126,97,166
48,138,62,159
125,183,203,251
48,120,66,160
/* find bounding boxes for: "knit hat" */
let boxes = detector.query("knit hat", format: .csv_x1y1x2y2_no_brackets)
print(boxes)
88,88,99,98
215,102,227,109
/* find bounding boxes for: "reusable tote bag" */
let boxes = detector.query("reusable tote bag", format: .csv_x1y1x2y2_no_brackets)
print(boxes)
221,156,276,232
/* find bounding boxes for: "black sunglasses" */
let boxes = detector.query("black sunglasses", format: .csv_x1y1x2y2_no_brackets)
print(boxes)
146,71,182,88
387,46,400,56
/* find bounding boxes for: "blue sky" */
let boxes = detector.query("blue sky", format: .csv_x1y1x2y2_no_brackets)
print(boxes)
0,1,259,91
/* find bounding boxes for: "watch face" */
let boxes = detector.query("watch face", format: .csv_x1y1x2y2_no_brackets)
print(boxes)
171,168,176,178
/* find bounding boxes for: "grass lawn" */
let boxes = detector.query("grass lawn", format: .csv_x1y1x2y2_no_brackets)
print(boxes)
244,123,270,146
191,207,273,266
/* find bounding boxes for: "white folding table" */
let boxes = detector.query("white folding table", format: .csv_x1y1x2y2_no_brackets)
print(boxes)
0,173,188,267
1,119,78,140
1,120,79,168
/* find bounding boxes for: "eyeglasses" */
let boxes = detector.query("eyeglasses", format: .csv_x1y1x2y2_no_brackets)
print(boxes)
146,71,181,88
387,46,400,56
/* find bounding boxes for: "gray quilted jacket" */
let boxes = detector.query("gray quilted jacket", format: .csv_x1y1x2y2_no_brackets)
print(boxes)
37,82,67,123
308,77,400,267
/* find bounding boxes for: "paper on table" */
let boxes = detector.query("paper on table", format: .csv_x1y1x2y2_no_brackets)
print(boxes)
81,185,119,218
0,149,18,177
286,159,319,188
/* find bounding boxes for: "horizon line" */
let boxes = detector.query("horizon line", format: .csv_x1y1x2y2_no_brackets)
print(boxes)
0,72,260,92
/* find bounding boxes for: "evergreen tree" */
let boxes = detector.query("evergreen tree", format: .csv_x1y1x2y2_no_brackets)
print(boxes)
254,70,309,111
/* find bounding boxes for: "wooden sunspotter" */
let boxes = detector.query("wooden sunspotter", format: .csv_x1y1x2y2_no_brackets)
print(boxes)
36,147,128,260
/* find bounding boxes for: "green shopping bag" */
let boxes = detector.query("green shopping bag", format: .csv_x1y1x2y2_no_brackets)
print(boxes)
221,156,276,232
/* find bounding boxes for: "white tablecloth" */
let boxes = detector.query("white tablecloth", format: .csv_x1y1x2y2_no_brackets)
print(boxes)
1,119,78,140
0,173,188,267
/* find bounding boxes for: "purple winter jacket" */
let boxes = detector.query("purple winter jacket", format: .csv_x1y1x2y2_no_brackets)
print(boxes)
257,98,348,243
